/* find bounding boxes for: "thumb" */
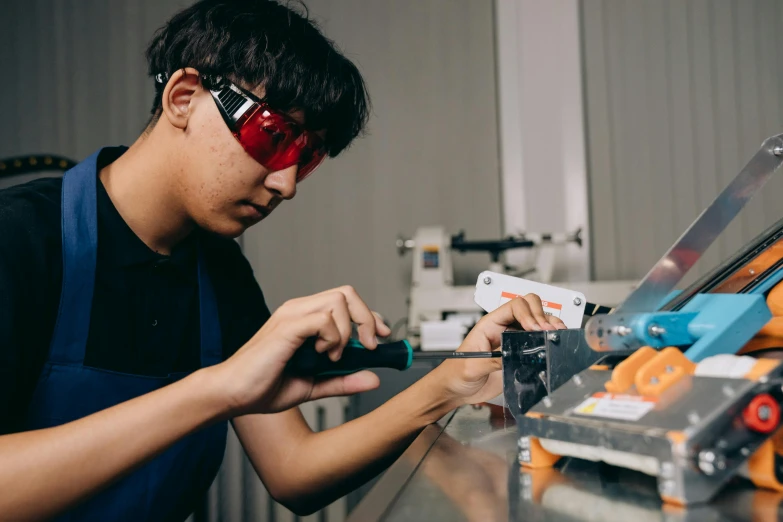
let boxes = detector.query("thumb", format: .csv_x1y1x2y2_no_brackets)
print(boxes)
308,371,380,401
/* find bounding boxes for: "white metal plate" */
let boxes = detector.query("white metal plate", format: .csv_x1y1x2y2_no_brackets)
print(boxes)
473,271,586,328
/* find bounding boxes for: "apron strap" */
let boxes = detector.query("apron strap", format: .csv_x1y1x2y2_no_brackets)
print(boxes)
48,151,101,364
48,148,224,368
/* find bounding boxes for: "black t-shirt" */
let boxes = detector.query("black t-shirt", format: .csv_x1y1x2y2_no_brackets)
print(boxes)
0,147,271,434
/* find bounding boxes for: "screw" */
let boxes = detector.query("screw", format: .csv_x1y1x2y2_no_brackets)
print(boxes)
548,332,560,343
699,461,715,476
759,405,772,421
542,396,553,408
749,268,756,275
774,145,783,156
483,276,492,285
665,365,674,373
715,455,727,471
698,450,718,476
648,325,666,337
740,447,751,457
573,297,582,306
616,326,632,337
572,374,583,386
650,376,660,384
537,351,547,360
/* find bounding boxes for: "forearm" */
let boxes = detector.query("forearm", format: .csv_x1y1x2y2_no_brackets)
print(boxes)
0,368,228,521
264,374,460,512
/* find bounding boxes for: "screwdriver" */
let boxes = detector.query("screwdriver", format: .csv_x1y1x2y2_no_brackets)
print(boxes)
286,338,502,377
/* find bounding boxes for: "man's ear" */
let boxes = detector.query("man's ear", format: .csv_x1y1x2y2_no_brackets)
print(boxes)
160,67,202,130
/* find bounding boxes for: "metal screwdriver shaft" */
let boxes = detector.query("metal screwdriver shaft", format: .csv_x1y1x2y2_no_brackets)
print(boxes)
412,351,502,360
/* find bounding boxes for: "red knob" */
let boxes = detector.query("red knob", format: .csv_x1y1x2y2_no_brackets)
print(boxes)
743,394,780,434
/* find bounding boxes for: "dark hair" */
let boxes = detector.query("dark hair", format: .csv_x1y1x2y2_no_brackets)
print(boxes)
145,0,370,156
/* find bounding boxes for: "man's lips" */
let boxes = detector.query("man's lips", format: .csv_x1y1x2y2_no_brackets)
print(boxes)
243,202,272,219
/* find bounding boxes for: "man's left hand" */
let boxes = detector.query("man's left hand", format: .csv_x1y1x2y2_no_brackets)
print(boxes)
428,293,567,406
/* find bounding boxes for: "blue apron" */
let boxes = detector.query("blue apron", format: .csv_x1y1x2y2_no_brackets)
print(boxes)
25,149,228,521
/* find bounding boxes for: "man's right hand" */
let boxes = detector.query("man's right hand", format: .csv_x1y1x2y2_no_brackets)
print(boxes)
213,285,391,416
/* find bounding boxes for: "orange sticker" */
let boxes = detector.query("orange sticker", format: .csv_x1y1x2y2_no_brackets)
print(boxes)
500,292,563,317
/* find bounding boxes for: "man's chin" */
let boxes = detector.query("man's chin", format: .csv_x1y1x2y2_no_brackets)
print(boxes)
201,217,261,239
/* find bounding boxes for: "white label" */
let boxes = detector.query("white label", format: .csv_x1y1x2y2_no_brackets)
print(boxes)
573,392,656,421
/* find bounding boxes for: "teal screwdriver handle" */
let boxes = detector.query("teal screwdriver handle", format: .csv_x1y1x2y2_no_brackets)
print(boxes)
286,338,414,377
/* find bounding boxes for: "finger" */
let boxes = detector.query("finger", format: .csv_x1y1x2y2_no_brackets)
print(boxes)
507,298,541,332
522,293,555,331
283,287,379,348
334,286,379,349
301,311,341,355
373,311,392,338
326,293,352,361
308,371,380,400
547,314,568,330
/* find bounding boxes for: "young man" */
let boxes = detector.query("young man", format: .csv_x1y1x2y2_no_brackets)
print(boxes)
0,1,565,520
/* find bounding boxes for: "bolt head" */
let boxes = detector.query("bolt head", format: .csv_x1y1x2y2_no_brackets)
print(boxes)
616,325,632,336
650,376,660,385
774,145,783,156
573,297,582,306
483,276,492,285
537,351,547,359
542,396,553,408
548,332,560,343
759,405,772,421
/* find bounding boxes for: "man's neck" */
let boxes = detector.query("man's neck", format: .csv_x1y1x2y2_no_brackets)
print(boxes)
98,135,194,256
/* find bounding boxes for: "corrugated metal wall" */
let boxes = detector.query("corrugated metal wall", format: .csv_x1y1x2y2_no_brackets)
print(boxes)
0,0,189,161
582,0,783,285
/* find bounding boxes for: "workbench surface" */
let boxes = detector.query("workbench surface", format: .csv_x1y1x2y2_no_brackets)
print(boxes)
348,405,783,521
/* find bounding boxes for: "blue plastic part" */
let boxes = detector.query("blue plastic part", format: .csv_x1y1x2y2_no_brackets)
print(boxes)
628,311,698,349
402,339,413,370
605,294,772,362
680,293,771,362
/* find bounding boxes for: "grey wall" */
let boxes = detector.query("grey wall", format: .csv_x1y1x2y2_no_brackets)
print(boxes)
0,0,189,161
241,0,501,326
582,0,783,286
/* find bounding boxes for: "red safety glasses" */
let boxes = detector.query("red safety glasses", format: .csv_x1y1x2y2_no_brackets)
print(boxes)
156,73,327,182
206,76,327,182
